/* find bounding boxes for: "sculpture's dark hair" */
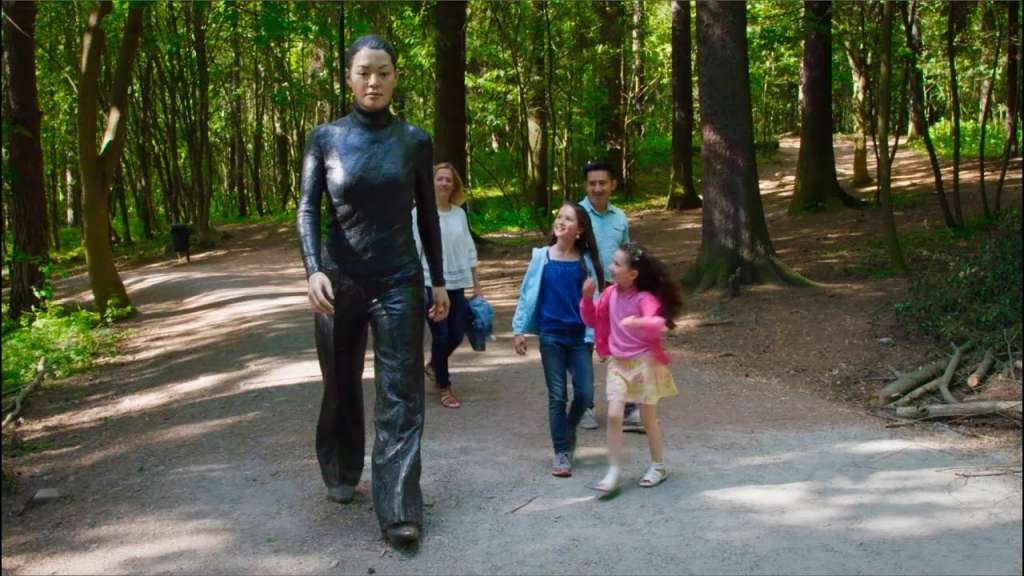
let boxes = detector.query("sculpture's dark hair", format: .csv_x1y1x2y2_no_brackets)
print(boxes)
582,160,617,181
619,242,683,329
547,201,606,292
345,34,398,68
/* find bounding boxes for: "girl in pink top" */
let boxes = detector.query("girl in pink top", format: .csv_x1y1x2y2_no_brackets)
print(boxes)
580,242,682,495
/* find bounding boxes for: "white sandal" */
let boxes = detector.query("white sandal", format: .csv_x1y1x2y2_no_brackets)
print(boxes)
639,464,668,488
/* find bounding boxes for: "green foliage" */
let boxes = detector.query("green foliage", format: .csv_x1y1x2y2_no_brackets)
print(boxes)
894,209,1022,353
911,119,1008,160
1,302,123,396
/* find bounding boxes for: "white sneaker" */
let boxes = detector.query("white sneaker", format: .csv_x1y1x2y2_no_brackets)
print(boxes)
579,408,600,430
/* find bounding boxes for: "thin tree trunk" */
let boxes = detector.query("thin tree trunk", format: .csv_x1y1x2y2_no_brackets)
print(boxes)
4,0,50,318
877,0,907,274
945,2,968,226
624,0,645,191
901,0,958,228
666,0,701,210
995,0,1021,210
978,5,1002,219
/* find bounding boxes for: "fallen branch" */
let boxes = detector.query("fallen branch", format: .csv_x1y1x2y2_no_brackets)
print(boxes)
1,357,47,431
966,349,995,389
893,342,970,406
877,358,948,403
895,401,1023,420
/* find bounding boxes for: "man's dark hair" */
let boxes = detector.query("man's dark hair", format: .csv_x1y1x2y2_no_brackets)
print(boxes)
346,34,398,68
582,160,616,181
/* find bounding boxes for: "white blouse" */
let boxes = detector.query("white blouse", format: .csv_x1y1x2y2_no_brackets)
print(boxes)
411,205,478,290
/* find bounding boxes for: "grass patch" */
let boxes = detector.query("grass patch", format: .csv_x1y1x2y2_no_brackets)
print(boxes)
2,299,130,397
910,119,1007,162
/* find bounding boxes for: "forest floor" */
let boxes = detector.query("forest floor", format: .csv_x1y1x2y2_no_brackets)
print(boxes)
2,137,1021,574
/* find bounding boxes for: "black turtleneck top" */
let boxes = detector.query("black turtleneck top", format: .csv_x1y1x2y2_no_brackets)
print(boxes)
297,105,445,287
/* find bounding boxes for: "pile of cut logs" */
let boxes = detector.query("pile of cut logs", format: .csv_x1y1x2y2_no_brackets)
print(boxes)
876,342,1022,424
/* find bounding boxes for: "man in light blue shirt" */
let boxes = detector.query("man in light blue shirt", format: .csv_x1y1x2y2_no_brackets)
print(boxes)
577,161,643,432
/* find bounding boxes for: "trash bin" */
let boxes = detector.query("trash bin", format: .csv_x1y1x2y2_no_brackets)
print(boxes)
170,223,192,262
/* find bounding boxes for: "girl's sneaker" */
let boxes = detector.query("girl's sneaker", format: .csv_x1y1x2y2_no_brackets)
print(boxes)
639,463,668,487
551,452,572,477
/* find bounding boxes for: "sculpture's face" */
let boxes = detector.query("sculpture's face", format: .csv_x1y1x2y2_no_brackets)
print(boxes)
347,48,397,113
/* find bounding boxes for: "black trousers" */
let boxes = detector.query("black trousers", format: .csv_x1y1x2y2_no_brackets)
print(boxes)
314,271,425,530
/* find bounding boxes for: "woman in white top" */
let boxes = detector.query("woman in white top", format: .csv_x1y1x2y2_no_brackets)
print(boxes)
412,163,481,408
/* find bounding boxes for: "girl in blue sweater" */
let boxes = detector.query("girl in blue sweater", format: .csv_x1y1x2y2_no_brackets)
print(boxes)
513,202,606,477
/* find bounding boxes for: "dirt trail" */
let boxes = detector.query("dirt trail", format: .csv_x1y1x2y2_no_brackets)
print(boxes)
2,138,1021,575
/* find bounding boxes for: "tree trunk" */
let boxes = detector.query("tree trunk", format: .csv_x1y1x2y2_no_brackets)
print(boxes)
595,0,626,189
666,0,701,210
4,0,50,318
252,58,266,217
78,1,143,314
624,0,646,191
1005,0,1020,158
846,47,872,187
876,1,907,274
231,9,248,218
945,2,968,226
526,1,549,222
193,2,216,244
901,1,958,228
434,0,468,179
48,143,62,252
995,0,1021,210
685,1,810,292
978,5,1001,219
114,166,132,245
790,1,861,213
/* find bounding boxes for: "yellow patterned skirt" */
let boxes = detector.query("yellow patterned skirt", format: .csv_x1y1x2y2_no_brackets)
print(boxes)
606,353,678,405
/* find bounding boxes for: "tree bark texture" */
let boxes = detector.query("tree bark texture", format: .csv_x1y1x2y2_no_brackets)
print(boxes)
434,0,468,180
790,1,860,213
4,0,50,319
666,0,701,210
78,0,144,314
876,0,907,274
686,1,809,292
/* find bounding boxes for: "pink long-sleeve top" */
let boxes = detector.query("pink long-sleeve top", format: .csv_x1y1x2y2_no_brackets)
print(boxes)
580,284,670,365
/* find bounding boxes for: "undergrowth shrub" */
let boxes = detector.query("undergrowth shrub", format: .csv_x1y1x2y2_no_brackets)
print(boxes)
895,209,1022,354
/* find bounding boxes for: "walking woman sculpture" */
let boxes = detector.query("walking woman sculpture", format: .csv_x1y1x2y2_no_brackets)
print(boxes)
297,34,449,548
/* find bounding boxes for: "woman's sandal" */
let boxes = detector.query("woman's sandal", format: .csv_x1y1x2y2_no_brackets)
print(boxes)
638,464,668,488
440,388,461,409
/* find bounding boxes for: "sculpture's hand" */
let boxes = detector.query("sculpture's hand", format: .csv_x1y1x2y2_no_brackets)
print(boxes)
308,272,334,315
